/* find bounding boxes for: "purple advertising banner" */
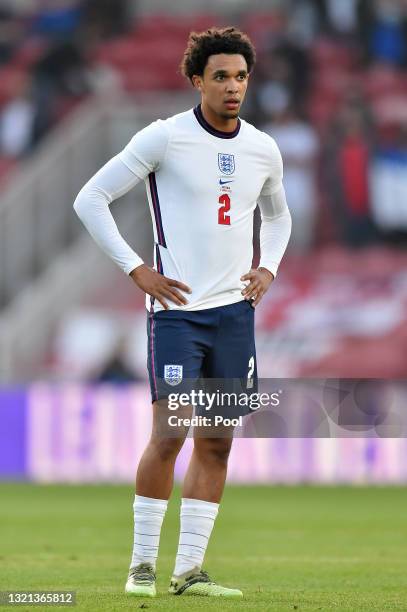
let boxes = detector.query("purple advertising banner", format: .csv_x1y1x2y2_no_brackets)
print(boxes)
1,383,407,483
0,388,27,479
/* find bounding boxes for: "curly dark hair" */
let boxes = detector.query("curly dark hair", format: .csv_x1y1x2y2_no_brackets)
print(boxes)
180,27,256,82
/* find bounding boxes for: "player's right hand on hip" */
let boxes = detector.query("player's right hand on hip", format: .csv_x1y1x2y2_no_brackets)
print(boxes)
129,264,191,310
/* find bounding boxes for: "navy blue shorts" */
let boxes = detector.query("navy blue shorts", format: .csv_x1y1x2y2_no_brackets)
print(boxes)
147,299,258,408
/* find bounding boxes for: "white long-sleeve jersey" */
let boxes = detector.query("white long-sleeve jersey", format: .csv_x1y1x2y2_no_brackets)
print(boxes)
74,105,292,312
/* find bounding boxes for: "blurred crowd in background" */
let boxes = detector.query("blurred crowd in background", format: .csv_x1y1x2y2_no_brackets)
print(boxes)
0,0,406,382
0,0,130,161
0,0,406,250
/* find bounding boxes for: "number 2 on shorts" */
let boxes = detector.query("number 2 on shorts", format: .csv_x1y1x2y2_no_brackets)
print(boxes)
247,355,254,389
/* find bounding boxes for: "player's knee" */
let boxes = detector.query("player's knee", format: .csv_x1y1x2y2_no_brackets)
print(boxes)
150,437,183,462
195,438,232,465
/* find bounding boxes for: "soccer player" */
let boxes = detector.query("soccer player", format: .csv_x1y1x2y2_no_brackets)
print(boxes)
74,27,291,598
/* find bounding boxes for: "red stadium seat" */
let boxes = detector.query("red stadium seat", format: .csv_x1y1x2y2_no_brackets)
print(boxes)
300,337,407,378
122,65,186,92
242,12,285,36
311,38,355,70
372,94,407,126
307,93,339,129
0,157,17,184
0,67,28,106
133,14,219,37
11,39,47,69
364,65,399,94
95,37,185,73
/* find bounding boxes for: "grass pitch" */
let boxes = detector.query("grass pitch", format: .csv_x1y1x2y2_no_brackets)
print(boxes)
0,484,406,611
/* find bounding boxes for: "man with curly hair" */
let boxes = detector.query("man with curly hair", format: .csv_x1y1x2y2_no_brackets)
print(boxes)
74,27,291,598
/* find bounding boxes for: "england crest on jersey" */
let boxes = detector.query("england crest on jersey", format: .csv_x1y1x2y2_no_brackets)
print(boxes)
218,153,235,175
164,364,183,386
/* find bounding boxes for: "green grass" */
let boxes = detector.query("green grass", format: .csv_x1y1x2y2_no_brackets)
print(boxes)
0,484,406,611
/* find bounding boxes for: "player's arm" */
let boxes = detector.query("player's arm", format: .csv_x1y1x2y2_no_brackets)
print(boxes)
73,122,191,309
241,142,292,306
241,185,291,305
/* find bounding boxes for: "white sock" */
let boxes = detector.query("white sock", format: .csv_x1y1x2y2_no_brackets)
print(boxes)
173,498,219,577
130,494,168,570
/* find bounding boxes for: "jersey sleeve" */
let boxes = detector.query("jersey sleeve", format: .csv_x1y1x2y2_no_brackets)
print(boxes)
258,185,292,277
118,119,170,179
257,137,291,278
260,137,284,197
73,155,145,275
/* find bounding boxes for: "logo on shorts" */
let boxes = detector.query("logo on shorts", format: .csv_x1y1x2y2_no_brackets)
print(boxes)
218,153,235,175
164,364,183,386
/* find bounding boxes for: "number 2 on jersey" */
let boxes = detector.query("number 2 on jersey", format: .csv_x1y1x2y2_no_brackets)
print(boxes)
218,194,231,225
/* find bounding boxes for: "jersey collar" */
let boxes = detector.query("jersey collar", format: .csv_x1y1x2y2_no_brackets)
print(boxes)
193,104,241,139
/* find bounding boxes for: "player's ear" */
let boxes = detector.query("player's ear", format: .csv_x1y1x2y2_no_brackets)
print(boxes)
192,74,203,91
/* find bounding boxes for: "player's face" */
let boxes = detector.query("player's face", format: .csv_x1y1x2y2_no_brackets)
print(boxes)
193,54,249,120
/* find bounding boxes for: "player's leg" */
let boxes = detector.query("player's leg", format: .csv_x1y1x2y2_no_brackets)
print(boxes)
136,400,191,499
126,400,190,597
169,430,243,597
169,300,256,597
126,309,204,597
182,428,233,502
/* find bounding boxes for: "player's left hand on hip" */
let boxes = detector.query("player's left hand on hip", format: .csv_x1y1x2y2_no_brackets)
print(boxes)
240,267,274,307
